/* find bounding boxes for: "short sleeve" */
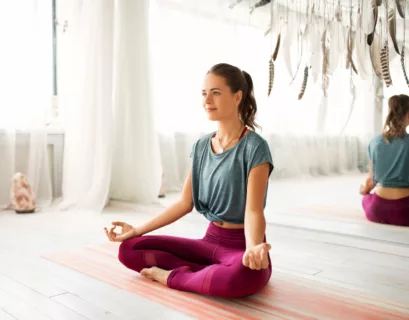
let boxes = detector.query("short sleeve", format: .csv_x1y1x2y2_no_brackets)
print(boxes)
190,141,197,158
248,140,274,176
367,142,372,160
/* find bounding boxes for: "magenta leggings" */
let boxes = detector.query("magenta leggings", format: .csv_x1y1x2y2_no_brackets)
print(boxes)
118,222,272,298
362,193,409,226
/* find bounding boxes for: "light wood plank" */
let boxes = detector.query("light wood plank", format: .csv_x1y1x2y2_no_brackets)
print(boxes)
0,289,51,320
0,309,17,320
52,293,124,320
0,276,88,320
0,257,66,298
0,254,191,320
315,269,409,303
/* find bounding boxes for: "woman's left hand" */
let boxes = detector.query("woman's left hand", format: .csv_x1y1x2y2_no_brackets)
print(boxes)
242,243,271,270
359,185,369,195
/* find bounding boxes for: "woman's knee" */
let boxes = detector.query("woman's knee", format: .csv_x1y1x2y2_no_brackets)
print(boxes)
118,237,143,267
363,205,385,224
224,264,271,297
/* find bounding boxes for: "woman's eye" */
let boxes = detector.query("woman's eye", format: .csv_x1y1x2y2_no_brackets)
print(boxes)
213,92,220,95
202,93,207,97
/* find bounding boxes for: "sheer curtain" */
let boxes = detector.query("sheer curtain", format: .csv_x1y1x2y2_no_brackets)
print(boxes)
0,1,53,211
150,0,377,191
58,0,161,212
57,0,115,212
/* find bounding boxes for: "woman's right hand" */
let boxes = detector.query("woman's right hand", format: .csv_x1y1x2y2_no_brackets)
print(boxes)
104,221,140,242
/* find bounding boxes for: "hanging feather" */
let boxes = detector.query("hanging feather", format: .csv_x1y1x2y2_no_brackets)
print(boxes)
250,0,271,14
369,34,383,78
355,28,368,79
346,31,359,75
341,74,357,134
388,8,400,54
376,0,382,5
346,29,352,69
367,0,378,46
350,57,358,74
311,3,316,23
283,19,295,78
290,24,309,85
255,0,271,8
401,46,409,86
381,44,392,87
228,0,243,9
321,28,330,96
357,7,363,30
329,21,342,73
268,59,274,96
272,33,281,61
396,0,405,18
309,25,321,83
298,66,309,100
335,3,342,22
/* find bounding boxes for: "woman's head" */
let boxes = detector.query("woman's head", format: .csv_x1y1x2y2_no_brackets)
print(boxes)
202,63,259,130
383,94,409,142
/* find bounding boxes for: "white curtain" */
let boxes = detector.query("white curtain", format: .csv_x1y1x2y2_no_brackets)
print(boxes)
57,0,114,212
58,0,161,212
149,0,378,191
110,0,162,203
0,1,53,210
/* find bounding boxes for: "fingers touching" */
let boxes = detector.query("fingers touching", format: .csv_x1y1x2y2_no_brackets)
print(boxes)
243,243,271,270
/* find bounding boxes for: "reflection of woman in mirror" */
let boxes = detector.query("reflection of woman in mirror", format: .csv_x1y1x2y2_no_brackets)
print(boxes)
361,94,409,226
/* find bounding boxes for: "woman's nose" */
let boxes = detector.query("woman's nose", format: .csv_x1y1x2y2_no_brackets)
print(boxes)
205,95,213,104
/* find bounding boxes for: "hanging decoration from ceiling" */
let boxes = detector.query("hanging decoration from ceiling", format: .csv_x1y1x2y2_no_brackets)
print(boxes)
250,0,272,14
298,66,309,100
228,0,408,100
400,0,409,86
342,0,358,133
381,0,393,87
268,33,280,96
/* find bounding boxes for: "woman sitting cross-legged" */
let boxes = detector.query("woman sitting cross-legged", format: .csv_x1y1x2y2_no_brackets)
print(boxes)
104,63,274,298
360,94,409,227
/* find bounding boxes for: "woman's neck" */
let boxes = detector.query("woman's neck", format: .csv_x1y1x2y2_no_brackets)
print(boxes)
217,119,244,140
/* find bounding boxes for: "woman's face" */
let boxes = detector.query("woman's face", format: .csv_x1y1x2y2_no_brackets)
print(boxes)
202,73,242,122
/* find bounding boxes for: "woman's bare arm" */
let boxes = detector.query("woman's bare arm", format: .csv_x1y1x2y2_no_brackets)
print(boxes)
244,162,270,249
135,167,194,236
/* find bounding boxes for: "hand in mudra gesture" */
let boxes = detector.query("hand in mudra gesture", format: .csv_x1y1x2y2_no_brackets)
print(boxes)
104,221,138,242
242,243,271,270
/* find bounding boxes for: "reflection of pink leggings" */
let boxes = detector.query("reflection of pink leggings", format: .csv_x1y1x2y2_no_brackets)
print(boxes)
362,193,409,226
118,222,272,298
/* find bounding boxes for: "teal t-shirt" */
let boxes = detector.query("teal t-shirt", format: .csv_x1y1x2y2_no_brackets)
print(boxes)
368,134,409,188
190,130,274,224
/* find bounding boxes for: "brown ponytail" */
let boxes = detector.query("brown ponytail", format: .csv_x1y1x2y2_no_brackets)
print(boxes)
383,94,409,143
208,63,260,130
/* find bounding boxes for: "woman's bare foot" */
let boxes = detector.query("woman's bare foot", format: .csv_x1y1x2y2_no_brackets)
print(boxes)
140,267,172,286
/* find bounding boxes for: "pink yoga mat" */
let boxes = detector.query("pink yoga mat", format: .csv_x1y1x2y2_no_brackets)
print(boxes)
43,243,409,320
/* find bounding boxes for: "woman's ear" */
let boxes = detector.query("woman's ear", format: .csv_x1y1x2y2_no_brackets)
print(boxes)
235,90,243,106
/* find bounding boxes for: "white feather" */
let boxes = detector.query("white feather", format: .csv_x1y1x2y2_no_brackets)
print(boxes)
370,33,383,79
329,22,340,73
365,0,377,34
309,23,321,83
283,21,295,78
355,28,368,80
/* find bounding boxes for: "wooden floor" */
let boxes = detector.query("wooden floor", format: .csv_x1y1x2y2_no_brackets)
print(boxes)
1,175,409,319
